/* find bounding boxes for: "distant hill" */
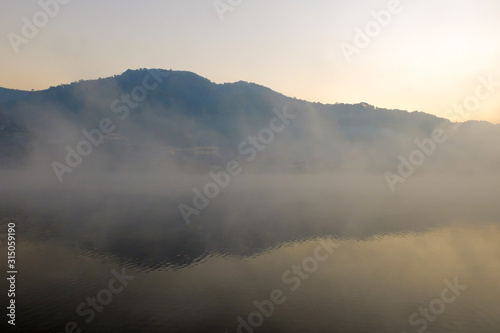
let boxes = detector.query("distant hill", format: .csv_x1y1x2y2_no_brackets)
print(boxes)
0,69,499,175
0,87,32,104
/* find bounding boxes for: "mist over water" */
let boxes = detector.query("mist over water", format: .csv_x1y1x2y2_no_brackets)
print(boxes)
1,168,499,332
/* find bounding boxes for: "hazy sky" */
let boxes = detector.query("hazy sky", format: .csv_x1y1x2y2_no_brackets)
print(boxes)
1,0,500,123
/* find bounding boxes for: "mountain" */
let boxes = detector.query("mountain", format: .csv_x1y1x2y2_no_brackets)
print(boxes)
0,87,32,104
0,69,499,176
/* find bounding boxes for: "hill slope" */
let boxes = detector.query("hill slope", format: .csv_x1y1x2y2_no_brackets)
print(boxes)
0,69,498,176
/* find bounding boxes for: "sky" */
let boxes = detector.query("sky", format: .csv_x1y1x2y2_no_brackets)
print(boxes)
1,0,500,123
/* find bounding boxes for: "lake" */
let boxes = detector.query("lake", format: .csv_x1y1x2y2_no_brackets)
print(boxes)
1,175,499,332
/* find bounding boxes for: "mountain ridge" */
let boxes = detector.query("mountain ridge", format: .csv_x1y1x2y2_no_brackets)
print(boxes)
0,68,468,125
0,69,499,176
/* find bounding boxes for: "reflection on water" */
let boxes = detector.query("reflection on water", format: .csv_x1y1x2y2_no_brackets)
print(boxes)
1,177,499,332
